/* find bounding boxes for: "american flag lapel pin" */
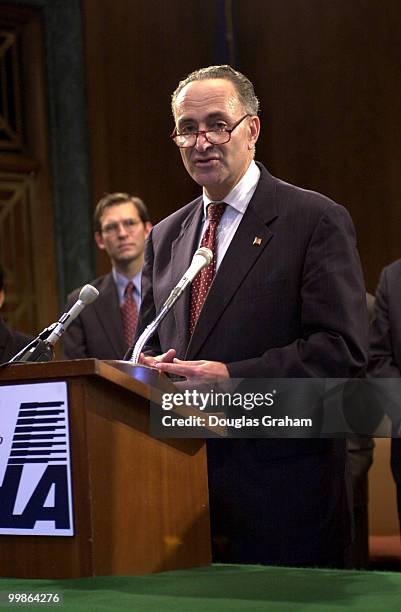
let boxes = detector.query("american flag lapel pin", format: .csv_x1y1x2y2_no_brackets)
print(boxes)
253,236,262,246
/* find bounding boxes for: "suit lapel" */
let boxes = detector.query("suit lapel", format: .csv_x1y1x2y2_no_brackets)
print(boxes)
170,198,204,355
185,166,279,359
93,274,126,357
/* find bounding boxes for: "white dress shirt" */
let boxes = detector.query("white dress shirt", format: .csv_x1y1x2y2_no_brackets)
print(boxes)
199,160,261,270
112,268,142,310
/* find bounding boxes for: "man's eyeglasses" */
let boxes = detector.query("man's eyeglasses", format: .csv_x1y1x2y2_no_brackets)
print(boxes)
170,114,250,148
101,219,141,235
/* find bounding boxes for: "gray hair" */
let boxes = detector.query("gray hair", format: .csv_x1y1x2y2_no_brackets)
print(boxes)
171,65,260,118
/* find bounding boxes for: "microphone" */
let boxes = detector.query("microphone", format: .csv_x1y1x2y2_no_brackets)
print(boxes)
129,247,213,363
8,284,99,363
164,246,213,304
46,284,99,346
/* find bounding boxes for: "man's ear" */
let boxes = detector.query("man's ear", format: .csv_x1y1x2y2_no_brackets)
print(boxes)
248,115,260,149
0,289,4,309
144,222,152,238
94,231,106,251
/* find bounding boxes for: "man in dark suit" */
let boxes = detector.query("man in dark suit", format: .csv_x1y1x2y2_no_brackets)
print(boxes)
0,265,32,363
369,259,401,532
136,65,368,567
63,193,152,360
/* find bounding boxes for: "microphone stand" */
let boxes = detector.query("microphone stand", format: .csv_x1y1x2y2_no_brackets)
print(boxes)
7,323,57,363
7,284,100,364
129,246,213,364
112,272,193,388
107,292,179,390
129,289,181,364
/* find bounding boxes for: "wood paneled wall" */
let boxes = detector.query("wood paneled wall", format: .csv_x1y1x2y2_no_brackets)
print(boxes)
83,0,400,289
235,0,400,291
83,0,217,273
0,4,58,333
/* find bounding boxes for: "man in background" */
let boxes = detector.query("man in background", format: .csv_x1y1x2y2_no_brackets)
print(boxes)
369,259,401,532
0,265,32,363
136,65,368,568
63,193,152,360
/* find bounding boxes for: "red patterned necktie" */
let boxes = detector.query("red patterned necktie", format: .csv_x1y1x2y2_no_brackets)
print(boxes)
189,202,227,335
120,281,138,347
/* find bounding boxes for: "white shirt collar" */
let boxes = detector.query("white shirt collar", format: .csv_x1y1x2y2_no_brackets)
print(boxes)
112,268,142,300
202,160,260,216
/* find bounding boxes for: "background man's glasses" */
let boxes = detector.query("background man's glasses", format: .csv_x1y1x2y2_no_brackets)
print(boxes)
171,114,249,148
101,219,141,235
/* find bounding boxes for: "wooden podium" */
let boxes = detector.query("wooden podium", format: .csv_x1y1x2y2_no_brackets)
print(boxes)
0,359,211,578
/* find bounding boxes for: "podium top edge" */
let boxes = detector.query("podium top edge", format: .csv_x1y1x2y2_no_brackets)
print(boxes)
0,358,158,400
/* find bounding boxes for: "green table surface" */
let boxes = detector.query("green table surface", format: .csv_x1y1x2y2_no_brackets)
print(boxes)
0,564,400,612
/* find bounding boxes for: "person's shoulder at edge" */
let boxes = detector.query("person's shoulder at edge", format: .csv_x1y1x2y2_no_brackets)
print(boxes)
0,317,32,343
0,317,33,363
379,258,401,278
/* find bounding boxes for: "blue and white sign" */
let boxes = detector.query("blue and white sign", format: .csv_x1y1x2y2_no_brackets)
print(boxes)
0,382,74,536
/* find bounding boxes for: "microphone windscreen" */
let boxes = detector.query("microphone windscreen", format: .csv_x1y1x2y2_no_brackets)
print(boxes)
79,284,99,304
195,246,213,266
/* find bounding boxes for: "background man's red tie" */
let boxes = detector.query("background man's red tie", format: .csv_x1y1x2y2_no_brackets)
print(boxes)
121,281,138,347
189,202,227,335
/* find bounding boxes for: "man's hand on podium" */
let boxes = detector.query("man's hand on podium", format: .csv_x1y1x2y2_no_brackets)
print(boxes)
155,357,229,381
139,349,177,368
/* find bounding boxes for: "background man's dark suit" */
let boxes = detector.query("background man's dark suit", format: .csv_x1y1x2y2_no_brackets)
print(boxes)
139,163,368,567
63,273,127,360
0,318,32,363
369,258,401,531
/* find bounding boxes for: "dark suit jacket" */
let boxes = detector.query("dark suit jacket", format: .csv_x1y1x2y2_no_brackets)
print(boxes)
138,163,368,567
0,317,32,364
370,260,401,378
369,259,401,491
63,273,127,360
